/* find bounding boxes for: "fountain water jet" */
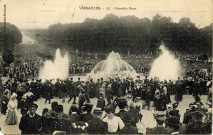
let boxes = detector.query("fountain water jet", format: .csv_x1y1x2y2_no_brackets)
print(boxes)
149,44,182,81
39,49,69,81
88,51,137,80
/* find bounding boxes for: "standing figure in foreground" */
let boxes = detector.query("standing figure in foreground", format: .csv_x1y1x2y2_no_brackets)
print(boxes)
5,93,18,125
1,89,10,115
19,103,41,134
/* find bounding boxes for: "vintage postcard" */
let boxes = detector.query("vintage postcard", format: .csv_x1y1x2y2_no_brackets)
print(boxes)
0,0,212,134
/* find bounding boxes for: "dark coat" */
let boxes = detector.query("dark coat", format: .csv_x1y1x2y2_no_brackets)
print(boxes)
50,115,71,134
89,82,95,98
115,110,127,120
68,82,77,97
1,96,9,114
146,126,169,134
19,113,41,134
81,113,93,122
87,117,108,134
96,97,106,110
70,113,80,123
119,124,138,134
39,116,52,134
145,90,151,102
105,88,112,100
20,99,29,116
186,121,204,134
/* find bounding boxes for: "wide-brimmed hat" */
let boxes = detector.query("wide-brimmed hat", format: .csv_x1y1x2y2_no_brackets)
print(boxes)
51,102,58,108
104,104,114,113
153,111,166,121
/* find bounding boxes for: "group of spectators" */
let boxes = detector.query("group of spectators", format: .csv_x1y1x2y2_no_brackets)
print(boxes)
0,71,212,134
1,44,212,79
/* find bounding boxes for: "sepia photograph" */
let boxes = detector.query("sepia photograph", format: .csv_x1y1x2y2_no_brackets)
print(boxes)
0,0,212,134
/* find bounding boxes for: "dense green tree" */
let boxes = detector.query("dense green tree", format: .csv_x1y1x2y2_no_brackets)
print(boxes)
0,22,22,50
30,14,212,56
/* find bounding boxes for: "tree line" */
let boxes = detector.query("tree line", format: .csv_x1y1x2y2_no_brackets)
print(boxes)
0,22,22,50
31,14,212,56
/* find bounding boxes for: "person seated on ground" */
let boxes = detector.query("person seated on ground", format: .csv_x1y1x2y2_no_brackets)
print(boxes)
103,104,125,134
165,116,181,134
119,112,138,134
146,111,168,134
87,107,108,134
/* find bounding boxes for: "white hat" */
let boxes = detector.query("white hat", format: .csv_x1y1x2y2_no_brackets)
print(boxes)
10,93,17,99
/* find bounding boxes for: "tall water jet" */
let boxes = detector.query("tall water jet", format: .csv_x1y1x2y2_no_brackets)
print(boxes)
149,44,182,81
39,49,69,81
88,51,138,80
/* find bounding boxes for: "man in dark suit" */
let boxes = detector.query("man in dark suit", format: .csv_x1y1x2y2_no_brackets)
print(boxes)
115,98,128,120
87,107,108,134
119,112,138,134
69,103,80,123
50,105,71,134
81,102,94,122
19,103,42,134
96,93,105,110
146,112,169,134
68,81,77,104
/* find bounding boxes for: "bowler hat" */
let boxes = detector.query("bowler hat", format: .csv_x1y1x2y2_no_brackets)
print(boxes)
166,116,181,126
51,102,58,108
117,99,127,109
71,104,78,112
55,105,63,113
154,111,166,121
104,104,114,113
85,103,93,112
123,112,132,123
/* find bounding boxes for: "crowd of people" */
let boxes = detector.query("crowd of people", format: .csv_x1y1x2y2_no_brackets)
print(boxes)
0,72,212,134
0,44,212,134
1,45,212,80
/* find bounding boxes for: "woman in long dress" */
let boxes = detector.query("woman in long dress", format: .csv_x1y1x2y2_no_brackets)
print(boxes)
5,93,18,125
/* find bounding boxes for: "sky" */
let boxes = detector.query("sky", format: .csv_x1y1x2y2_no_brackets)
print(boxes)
0,0,212,29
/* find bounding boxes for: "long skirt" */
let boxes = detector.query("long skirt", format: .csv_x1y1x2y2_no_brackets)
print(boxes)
5,109,18,125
